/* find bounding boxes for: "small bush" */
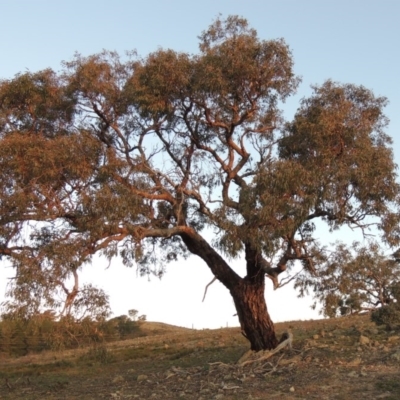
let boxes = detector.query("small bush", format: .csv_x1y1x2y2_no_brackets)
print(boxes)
371,303,400,329
80,345,115,364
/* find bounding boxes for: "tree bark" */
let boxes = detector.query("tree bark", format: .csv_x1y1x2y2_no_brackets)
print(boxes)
180,228,278,351
230,277,278,351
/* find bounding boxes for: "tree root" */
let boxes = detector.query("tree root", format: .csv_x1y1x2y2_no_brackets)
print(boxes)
238,331,293,366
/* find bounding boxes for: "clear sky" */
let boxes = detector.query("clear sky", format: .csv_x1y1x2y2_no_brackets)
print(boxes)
1,0,399,328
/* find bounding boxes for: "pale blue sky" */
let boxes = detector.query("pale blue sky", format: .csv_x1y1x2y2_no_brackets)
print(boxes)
1,1,399,327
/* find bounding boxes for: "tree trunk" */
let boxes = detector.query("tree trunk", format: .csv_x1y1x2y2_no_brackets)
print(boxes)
180,228,278,351
231,278,278,351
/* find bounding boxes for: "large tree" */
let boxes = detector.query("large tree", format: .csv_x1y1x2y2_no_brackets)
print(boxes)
1,16,399,350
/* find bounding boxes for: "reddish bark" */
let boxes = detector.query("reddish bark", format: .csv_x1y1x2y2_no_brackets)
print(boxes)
180,229,278,351
231,278,278,351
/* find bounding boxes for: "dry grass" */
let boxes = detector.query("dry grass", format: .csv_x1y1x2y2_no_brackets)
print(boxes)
1,314,400,399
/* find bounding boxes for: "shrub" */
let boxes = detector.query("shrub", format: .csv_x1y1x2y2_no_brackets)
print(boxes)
371,303,400,329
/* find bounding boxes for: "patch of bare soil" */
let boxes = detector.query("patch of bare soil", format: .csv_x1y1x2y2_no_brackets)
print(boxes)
1,315,400,399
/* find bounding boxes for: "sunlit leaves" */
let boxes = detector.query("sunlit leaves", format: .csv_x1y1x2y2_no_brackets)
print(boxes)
0,15,399,320
295,241,400,317
0,69,75,136
279,81,399,234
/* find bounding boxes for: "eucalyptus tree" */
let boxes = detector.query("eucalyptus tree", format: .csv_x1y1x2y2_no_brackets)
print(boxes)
296,241,400,317
1,16,399,350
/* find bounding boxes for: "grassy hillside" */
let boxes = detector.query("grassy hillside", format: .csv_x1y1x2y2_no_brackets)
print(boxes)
1,314,400,399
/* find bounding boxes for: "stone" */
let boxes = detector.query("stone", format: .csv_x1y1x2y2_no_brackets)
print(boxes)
112,376,124,383
137,374,148,382
348,358,361,367
359,335,370,345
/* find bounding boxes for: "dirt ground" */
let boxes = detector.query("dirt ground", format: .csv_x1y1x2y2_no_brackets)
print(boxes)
1,315,400,399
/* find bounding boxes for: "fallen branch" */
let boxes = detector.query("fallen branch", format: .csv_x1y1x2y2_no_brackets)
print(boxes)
238,331,293,367
208,361,231,368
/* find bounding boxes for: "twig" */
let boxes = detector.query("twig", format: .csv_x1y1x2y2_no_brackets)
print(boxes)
5,378,12,390
202,276,217,302
208,361,231,368
264,353,285,376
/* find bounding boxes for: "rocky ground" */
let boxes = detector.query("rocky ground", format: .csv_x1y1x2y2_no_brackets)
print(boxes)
1,315,400,399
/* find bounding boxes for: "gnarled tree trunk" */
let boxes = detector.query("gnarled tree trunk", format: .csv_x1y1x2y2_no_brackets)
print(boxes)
231,277,278,351
181,229,278,351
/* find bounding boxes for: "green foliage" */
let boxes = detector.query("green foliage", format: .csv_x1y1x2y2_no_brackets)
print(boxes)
296,241,400,317
371,303,400,329
79,344,115,364
1,15,400,344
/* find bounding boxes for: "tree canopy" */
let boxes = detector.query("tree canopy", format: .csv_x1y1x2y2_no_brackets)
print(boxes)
1,16,399,350
296,241,400,317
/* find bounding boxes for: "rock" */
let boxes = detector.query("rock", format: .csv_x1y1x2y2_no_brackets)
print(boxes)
313,334,320,340
359,335,370,345
388,336,400,342
137,374,148,382
348,358,361,366
289,386,295,392
112,376,124,383
348,371,358,377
